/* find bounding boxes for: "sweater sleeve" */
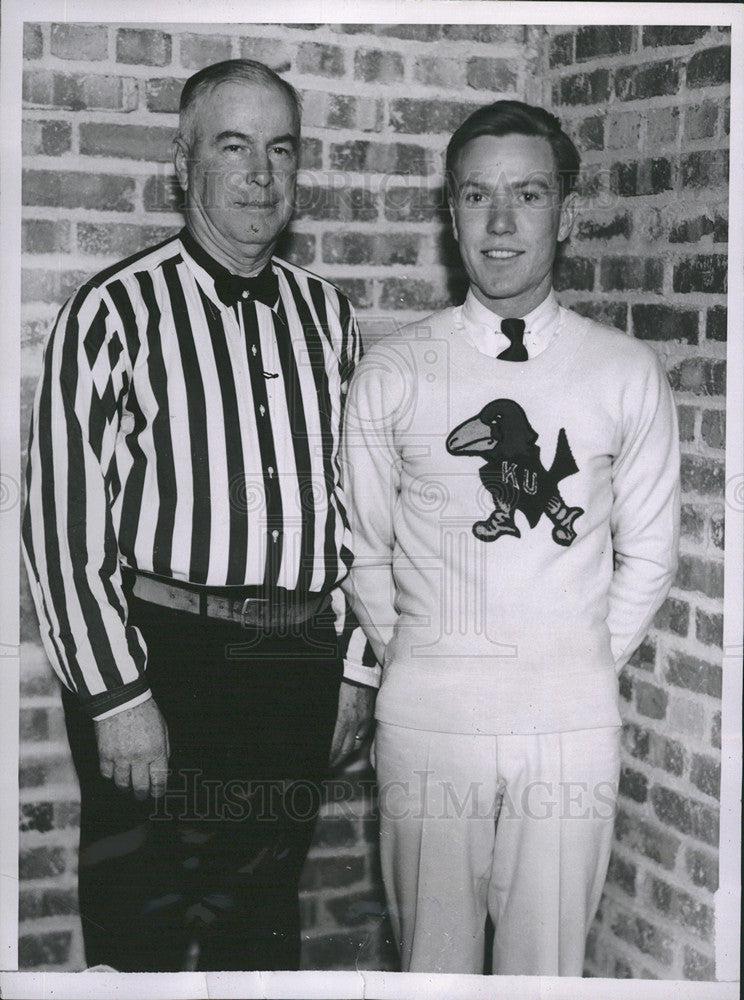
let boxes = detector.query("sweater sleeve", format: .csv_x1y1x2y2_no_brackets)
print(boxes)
341,348,404,671
607,350,680,671
21,284,151,720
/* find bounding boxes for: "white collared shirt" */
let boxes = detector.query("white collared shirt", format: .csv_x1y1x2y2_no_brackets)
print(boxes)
454,287,562,359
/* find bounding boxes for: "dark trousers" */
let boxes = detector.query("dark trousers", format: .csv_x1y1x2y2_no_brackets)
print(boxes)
63,595,342,971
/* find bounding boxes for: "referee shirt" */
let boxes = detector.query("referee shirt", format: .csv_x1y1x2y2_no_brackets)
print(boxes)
22,229,380,720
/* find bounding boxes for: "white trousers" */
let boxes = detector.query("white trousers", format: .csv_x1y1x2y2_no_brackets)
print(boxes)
375,723,621,976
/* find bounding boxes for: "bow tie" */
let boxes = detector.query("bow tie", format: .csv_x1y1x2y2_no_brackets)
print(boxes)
213,267,279,309
498,317,528,362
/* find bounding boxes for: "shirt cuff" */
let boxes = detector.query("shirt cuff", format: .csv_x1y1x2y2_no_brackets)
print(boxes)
342,658,381,689
90,688,153,722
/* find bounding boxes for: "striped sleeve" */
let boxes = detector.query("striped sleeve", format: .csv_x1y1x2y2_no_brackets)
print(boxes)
331,293,380,687
21,283,150,720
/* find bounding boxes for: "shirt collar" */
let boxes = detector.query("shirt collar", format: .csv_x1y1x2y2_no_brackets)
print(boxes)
178,228,280,311
458,288,561,358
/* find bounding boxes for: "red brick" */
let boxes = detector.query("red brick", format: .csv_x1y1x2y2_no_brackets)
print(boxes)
326,94,383,132
376,25,442,41
22,219,71,254
22,268,89,304
687,46,730,87
22,119,72,157
668,357,726,396
575,26,633,62
24,23,44,60
19,887,77,921
681,150,729,190
695,608,722,650
80,123,174,162
50,23,107,61
77,222,179,257
145,77,186,114
600,257,663,293
331,140,435,176
649,876,714,938
709,510,724,551
685,847,719,892
143,174,183,214
669,214,716,244
276,232,315,267
19,931,72,969
24,70,138,112
466,58,518,92
300,137,322,170
700,409,725,450
705,306,727,341
610,911,673,964
631,304,698,344
305,854,366,890
54,800,81,829
615,809,680,869
295,185,377,223
610,160,638,197
311,816,356,848
550,33,574,68
239,37,292,73
635,680,668,720
297,42,345,78
690,753,721,799
390,98,482,135
615,60,681,102
20,845,67,880
117,28,172,66
384,185,445,223
683,945,716,980
665,649,722,698
711,710,721,749
380,279,451,312
607,111,642,150
23,169,136,212
681,455,725,495
643,25,709,47
647,107,680,146
323,232,421,267
676,405,696,442
685,101,719,140
654,596,690,636
442,24,523,43
577,115,604,151
355,49,404,84
675,554,724,599
619,766,648,803
180,33,232,70
674,255,727,294
414,56,466,89
553,256,595,291
19,706,50,741
553,69,610,107
651,785,719,845
20,801,54,833
329,278,374,310
606,852,637,894
628,636,656,671
570,301,627,330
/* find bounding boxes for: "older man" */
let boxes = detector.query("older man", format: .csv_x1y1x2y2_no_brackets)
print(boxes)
343,101,680,975
22,59,377,972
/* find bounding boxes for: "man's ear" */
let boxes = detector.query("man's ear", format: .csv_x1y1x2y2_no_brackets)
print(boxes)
557,191,578,243
173,136,190,192
448,197,459,244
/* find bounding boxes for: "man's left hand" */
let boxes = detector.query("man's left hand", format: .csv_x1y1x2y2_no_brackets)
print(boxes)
329,680,376,768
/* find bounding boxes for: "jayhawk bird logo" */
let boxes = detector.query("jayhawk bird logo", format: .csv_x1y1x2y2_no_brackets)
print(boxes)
446,399,584,546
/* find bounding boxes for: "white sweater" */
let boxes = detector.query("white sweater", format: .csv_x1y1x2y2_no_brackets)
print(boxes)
343,301,680,735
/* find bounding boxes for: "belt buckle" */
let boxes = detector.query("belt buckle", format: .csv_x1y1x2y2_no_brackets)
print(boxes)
240,597,267,629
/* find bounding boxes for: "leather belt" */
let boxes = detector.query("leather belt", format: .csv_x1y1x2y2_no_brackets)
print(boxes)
130,573,330,629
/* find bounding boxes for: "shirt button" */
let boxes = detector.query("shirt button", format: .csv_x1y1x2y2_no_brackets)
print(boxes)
242,291,249,299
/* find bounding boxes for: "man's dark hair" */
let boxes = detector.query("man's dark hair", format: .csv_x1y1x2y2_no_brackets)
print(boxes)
178,59,302,145
446,100,581,200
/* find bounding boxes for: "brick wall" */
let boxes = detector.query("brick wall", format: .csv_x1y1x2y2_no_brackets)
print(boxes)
18,20,536,971
540,24,729,981
18,20,729,980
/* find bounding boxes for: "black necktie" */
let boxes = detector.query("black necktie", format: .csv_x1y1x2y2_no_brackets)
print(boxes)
498,317,528,362
213,267,279,309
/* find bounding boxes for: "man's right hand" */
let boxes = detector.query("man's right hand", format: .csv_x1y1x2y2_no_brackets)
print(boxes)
94,699,170,800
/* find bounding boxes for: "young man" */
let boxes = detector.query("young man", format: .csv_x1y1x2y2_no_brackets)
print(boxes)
343,101,680,976
22,60,377,972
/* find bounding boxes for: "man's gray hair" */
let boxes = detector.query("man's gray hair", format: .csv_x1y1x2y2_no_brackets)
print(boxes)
178,59,302,146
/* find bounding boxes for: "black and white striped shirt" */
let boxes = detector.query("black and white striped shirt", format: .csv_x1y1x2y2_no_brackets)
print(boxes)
22,230,379,720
